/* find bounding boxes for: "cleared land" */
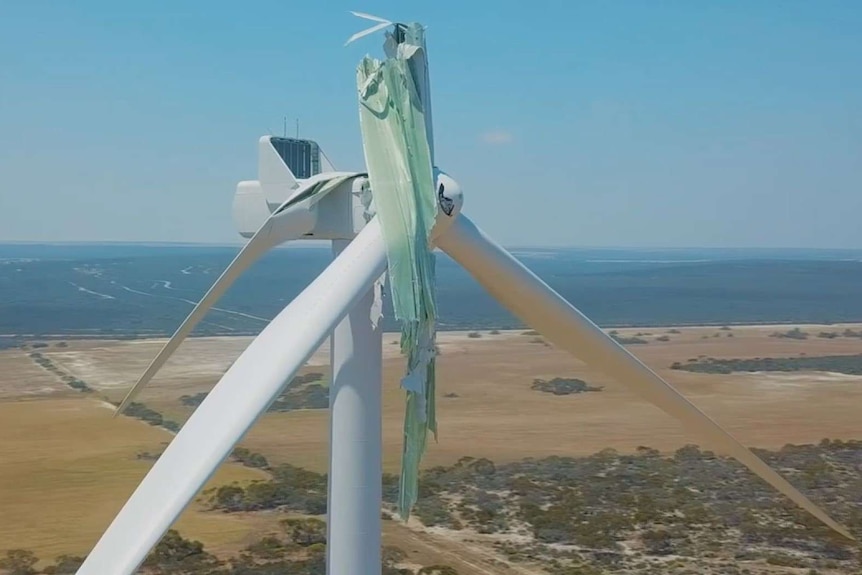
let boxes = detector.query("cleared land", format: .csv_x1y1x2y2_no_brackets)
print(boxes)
1,323,861,566
34,324,862,470
0,397,270,559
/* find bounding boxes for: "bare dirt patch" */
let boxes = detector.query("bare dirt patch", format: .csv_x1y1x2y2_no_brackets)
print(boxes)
0,349,72,398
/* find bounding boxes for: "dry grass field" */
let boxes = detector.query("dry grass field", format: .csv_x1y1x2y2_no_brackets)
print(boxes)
1,323,860,564
0,397,271,559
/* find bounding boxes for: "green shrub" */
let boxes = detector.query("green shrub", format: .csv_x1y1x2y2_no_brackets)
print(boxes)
531,378,602,395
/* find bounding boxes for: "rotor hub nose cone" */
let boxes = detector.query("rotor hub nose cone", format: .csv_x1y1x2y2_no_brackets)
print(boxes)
431,170,463,239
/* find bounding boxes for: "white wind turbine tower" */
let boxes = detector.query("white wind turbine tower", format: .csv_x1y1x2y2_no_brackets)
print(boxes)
75,15,852,575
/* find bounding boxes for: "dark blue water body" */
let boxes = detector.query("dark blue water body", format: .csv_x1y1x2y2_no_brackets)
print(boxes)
1,243,861,337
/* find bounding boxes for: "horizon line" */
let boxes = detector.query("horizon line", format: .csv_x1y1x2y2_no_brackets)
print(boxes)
1,239,861,252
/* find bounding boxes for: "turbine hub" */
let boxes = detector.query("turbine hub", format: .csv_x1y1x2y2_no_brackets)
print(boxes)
431,169,463,240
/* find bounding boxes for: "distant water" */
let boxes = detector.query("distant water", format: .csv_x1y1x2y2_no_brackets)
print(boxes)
1,243,862,339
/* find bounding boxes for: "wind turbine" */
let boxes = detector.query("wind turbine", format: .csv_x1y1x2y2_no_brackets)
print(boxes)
75,16,851,575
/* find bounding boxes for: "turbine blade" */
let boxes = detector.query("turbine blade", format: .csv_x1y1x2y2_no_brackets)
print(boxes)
345,21,393,46
76,218,388,575
113,246,263,414
113,198,317,416
350,10,392,23
435,214,853,541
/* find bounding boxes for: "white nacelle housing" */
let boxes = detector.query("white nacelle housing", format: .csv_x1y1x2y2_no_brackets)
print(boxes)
232,180,272,239
232,173,367,241
233,136,464,242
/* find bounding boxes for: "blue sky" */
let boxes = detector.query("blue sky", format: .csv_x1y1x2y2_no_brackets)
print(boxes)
1,1,860,248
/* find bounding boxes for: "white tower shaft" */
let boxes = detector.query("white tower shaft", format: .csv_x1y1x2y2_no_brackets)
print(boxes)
327,239,384,575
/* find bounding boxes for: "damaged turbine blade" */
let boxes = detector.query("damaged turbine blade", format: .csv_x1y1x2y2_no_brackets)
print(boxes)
355,22,439,518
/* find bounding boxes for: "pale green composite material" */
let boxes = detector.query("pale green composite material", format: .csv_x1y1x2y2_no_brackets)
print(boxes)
356,23,438,519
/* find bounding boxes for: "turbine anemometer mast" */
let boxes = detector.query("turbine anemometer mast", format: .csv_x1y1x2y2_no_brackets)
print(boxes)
76,12,853,575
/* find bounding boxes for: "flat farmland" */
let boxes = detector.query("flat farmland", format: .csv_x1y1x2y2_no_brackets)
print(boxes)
1,323,860,559
0,397,271,559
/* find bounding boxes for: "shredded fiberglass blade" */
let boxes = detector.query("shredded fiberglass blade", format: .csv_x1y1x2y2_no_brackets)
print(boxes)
356,22,438,518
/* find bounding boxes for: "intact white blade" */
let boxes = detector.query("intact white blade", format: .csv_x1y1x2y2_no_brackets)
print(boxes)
114,195,317,415
76,218,388,575
350,10,392,23
436,214,853,540
345,21,393,46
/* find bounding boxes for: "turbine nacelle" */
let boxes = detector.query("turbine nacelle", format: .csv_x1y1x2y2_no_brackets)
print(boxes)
232,135,463,241
113,134,466,419
232,174,365,240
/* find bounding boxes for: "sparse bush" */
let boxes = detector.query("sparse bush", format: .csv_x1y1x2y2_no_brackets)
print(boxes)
213,485,245,509
162,420,181,433
242,535,287,560
180,392,208,407
770,327,809,340
182,373,327,413
66,379,91,392
0,549,38,575
382,545,407,566
210,463,327,514
232,447,269,469
142,529,223,573
414,497,457,528
125,402,163,426
531,378,602,395
641,528,674,555
467,332,482,338
612,335,648,345
418,566,459,575
672,354,862,375
765,553,808,568
82,437,862,572
281,517,326,546
42,554,84,574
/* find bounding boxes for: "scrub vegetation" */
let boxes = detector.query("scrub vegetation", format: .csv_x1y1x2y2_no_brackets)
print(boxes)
7,440,858,574
671,354,862,375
